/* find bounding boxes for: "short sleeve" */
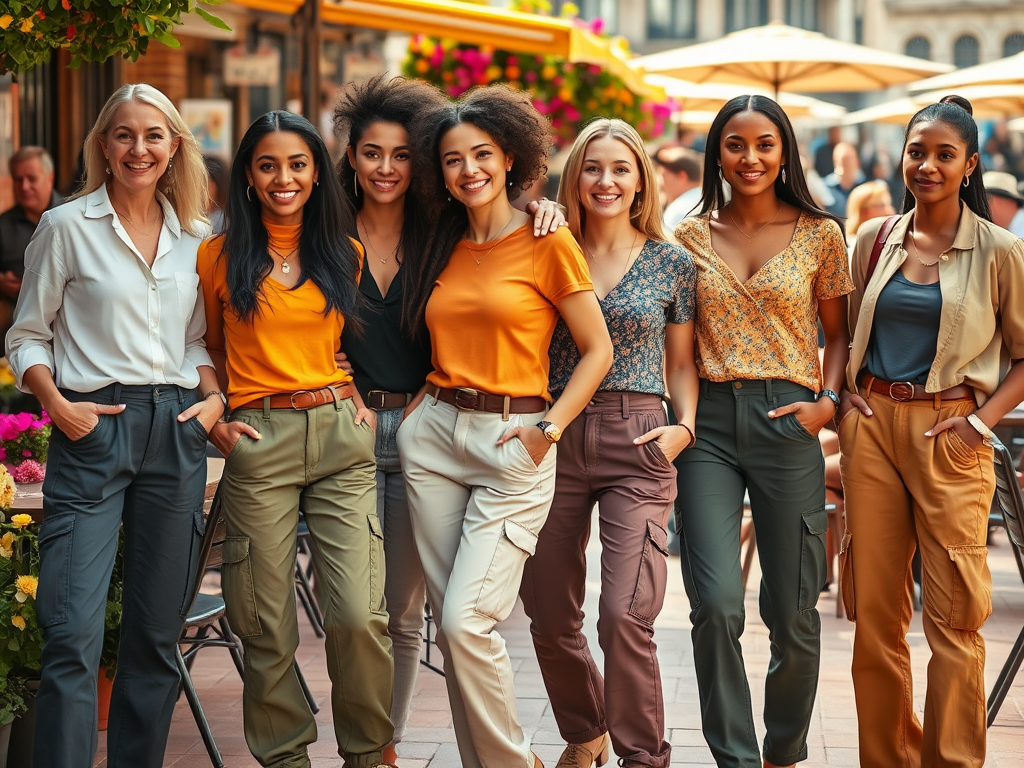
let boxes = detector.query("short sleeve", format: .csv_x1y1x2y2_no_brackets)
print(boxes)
197,237,227,359
998,238,1024,362
667,243,696,325
532,226,593,303
814,219,855,300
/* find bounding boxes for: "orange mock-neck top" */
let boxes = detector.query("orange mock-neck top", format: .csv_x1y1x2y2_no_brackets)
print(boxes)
198,220,357,409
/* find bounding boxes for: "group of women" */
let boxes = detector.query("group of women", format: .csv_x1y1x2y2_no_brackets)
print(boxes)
5,72,1023,768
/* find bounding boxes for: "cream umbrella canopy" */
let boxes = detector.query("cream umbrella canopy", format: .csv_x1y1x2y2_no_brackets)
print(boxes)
632,22,953,96
843,85,1024,126
910,51,1024,93
645,75,847,119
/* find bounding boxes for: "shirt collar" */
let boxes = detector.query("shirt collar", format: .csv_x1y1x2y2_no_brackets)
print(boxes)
83,183,182,238
885,203,978,252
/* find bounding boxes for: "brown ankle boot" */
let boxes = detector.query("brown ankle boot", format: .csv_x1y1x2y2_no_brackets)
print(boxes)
555,733,610,768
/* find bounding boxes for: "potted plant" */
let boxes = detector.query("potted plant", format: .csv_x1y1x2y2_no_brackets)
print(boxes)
0,410,51,484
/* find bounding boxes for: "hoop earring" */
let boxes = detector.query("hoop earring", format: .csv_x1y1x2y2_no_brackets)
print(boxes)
354,176,359,196
246,185,253,202
963,175,970,188
781,165,786,184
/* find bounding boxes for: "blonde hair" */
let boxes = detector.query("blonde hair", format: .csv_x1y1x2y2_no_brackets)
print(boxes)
78,83,209,236
845,179,892,238
558,118,666,243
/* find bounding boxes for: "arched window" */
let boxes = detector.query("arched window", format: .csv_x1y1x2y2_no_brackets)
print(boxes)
904,35,931,60
954,34,980,68
1004,33,1024,57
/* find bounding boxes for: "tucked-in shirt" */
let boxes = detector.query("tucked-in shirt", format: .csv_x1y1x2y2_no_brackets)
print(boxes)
674,211,854,392
341,260,433,401
6,184,212,392
198,223,356,410
549,238,695,397
863,270,942,384
848,206,1024,406
0,191,63,276
425,224,592,400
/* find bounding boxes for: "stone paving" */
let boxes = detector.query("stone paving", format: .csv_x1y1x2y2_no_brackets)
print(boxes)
95,518,1024,767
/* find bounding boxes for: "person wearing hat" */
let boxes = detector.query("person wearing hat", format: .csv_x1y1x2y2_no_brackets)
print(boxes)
984,170,1024,238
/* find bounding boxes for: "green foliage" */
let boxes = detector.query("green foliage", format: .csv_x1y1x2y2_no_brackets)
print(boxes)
0,507,42,719
0,0,229,74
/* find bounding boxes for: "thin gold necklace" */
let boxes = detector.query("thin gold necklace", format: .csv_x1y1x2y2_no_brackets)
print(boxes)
115,207,162,237
357,217,401,265
268,245,297,274
583,229,641,289
727,203,782,245
907,229,945,268
468,212,516,268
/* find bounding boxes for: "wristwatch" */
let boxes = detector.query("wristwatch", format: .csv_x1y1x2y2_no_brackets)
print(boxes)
966,413,996,447
818,389,841,410
536,420,562,444
204,389,229,414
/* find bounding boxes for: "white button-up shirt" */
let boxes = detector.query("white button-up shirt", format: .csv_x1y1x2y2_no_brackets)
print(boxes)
6,184,213,392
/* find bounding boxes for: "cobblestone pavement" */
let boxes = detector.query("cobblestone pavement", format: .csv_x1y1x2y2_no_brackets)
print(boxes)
95,519,1024,767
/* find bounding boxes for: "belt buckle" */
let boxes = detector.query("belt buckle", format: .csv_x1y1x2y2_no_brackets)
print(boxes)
367,389,385,410
888,381,914,402
289,390,313,409
453,387,480,411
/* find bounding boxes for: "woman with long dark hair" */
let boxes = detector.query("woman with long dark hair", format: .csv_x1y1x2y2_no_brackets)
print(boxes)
840,95,1024,768
198,110,395,768
398,85,612,768
672,95,853,768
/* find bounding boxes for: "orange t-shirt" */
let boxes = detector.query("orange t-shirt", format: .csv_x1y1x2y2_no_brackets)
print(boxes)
197,222,356,409
425,224,592,400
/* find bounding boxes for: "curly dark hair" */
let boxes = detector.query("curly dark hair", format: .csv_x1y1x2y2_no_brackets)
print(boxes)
407,84,552,331
333,75,447,335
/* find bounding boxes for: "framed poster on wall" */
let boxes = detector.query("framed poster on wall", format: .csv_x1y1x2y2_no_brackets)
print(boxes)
180,99,233,162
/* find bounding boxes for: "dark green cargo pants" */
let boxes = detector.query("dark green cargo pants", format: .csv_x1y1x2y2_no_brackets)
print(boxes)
675,379,827,768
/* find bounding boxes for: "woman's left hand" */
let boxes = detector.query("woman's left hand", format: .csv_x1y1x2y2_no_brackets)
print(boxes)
355,406,377,432
497,424,551,467
178,394,225,434
525,198,568,236
926,415,985,450
768,398,835,436
633,424,693,462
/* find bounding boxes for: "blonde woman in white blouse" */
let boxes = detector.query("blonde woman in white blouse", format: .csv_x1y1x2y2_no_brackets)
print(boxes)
6,84,224,768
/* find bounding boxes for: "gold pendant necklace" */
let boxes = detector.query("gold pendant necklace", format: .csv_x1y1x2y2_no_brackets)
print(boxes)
908,229,946,268
583,229,641,289
115,207,162,238
268,245,297,274
358,218,401,265
727,203,782,245
468,212,516,268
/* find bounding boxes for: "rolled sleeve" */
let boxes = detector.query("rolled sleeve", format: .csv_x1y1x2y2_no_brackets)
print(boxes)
183,280,214,372
998,238,1024,362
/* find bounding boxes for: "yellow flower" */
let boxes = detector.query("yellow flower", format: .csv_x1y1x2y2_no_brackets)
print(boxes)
10,513,32,530
19,16,33,33
0,469,16,510
0,14,12,30
16,574,37,600
0,531,12,558
11,615,26,631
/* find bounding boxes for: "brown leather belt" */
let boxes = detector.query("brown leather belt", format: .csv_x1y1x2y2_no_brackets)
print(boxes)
236,384,353,411
858,373,974,402
432,385,547,416
366,390,413,410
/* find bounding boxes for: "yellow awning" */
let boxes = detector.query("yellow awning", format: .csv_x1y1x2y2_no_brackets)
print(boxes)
321,0,660,99
224,0,304,14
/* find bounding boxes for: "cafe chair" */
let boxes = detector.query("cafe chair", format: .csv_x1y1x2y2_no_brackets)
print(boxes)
178,490,320,767
987,439,1024,727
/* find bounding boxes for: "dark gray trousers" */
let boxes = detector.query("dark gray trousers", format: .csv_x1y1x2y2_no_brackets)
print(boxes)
33,383,208,768
675,379,827,768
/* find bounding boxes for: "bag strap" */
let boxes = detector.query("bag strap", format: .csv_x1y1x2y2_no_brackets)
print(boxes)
865,215,900,284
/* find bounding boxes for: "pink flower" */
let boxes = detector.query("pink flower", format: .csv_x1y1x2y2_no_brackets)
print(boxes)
22,450,31,457
11,460,45,484
525,71,537,83
0,448,7,461
11,413,32,432
507,56,518,66
590,18,605,35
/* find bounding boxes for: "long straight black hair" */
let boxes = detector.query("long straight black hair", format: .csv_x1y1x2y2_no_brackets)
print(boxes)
699,95,842,229
220,110,362,324
333,75,446,336
900,95,991,221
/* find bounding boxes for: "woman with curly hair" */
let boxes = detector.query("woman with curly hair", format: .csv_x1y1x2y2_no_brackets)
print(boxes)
398,85,612,768
520,118,697,768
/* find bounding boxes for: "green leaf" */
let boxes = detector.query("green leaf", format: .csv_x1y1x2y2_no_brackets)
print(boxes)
153,28,180,48
68,53,82,68
7,639,18,652
194,7,230,31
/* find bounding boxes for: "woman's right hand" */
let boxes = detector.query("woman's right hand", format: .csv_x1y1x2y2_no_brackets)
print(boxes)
838,389,872,423
210,419,261,457
334,351,354,374
52,400,126,441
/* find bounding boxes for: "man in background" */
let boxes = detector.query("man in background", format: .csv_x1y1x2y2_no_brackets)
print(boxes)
984,170,1024,238
824,141,865,218
654,144,703,232
0,146,61,340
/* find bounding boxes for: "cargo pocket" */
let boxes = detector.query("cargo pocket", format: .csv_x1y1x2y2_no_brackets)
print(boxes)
628,519,670,625
220,536,262,637
839,529,855,621
36,513,76,628
798,507,829,611
475,519,538,622
367,514,386,614
179,505,207,619
946,545,992,631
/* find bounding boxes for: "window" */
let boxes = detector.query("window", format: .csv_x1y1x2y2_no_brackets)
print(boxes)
904,35,931,61
1004,33,1024,57
647,0,697,40
786,0,818,31
725,0,768,33
953,34,980,68
554,0,617,34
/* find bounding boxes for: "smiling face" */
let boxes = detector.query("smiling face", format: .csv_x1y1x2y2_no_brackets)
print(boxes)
902,119,978,206
577,135,641,222
246,130,319,226
348,121,411,207
98,101,180,196
718,110,784,198
439,121,512,210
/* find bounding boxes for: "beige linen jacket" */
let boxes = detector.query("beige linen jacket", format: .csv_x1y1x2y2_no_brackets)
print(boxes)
847,205,1024,405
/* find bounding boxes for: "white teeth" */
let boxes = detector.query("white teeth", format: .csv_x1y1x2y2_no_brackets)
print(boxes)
463,179,488,190
270,191,298,200
373,181,396,189
126,163,151,170
595,194,619,201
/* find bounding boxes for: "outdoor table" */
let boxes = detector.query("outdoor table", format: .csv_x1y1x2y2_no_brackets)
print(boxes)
13,457,225,524
998,409,1024,429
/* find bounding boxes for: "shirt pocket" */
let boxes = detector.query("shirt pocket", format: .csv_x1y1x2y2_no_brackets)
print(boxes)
174,271,201,320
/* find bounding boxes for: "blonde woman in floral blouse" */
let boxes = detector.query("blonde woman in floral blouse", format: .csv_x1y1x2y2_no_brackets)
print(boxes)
672,96,852,768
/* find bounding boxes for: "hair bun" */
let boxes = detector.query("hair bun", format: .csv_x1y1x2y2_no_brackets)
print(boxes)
939,94,974,116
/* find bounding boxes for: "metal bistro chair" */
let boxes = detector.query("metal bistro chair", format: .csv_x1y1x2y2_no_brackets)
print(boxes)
178,489,320,767
987,439,1024,727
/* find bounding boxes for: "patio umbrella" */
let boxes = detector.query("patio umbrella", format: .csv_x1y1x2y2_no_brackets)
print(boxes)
910,51,1024,93
632,21,953,96
843,85,1024,126
646,74,846,119
1010,116,1024,132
